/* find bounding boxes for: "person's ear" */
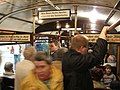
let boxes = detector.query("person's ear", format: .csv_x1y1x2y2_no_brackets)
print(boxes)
77,46,84,52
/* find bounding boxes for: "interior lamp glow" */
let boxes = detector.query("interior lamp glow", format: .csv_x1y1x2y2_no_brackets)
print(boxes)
89,8,98,23
65,23,70,28
38,19,44,24
90,30,97,33
56,21,61,29
78,8,107,23
38,7,42,11
91,23,96,30
34,16,38,21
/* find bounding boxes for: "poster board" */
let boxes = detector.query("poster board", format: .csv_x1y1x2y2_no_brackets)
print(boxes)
0,34,30,42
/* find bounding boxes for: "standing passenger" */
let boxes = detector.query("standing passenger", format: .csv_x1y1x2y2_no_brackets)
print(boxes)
52,47,68,70
62,26,109,90
49,40,61,61
15,46,36,90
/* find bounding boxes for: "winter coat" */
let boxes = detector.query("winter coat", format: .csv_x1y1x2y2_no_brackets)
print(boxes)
20,66,63,90
62,38,107,90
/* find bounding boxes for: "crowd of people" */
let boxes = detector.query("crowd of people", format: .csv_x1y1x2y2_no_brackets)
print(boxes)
0,26,120,90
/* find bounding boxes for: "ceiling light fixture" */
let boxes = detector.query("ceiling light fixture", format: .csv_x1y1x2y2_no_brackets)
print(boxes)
38,7,42,11
56,21,61,29
65,23,70,28
78,8,107,22
91,23,96,30
38,19,44,24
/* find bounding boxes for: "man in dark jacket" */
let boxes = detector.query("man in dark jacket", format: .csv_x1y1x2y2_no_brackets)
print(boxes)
49,40,61,60
62,26,109,90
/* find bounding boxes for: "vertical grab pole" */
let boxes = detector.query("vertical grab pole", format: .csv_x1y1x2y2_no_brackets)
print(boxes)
74,5,78,35
32,9,36,46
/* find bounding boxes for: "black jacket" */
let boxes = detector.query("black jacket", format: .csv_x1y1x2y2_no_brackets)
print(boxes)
62,38,107,90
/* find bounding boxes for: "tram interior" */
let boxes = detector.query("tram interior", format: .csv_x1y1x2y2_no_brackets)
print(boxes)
0,0,120,90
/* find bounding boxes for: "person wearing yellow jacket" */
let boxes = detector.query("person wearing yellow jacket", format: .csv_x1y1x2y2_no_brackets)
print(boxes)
20,51,63,90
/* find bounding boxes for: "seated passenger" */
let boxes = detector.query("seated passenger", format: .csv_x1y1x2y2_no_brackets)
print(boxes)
3,62,14,78
102,64,116,89
1,62,14,90
107,54,116,63
1,77,14,90
20,51,63,90
91,67,106,89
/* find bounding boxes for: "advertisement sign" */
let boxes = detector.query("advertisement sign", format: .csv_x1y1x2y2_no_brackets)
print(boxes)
83,34,120,43
38,9,71,19
0,34,30,42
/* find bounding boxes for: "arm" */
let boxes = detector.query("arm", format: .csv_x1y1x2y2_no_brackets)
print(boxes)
99,26,109,40
68,26,109,70
20,81,36,90
113,74,117,81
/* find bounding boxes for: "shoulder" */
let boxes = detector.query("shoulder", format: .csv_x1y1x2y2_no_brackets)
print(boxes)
16,60,35,69
111,74,116,77
51,66,63,79
15,61,35,80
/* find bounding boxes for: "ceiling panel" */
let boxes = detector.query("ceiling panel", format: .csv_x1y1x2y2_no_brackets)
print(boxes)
0,0,120,33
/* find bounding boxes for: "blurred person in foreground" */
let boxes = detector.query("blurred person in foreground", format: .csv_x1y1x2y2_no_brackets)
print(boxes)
15,46,36,90
62,26,109,90
20,51,63,90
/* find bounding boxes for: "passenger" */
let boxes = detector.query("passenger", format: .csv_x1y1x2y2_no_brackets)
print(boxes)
15,46,36,90
91,67,106,89
49,40,61,61
102,64,116,89
107,54,116,63
62,26,109,90
3,62,14,78
1,62,14,90
52,47,68,70
20,51,63,90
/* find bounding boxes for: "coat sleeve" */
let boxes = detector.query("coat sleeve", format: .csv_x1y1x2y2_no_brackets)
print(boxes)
20,79,37,90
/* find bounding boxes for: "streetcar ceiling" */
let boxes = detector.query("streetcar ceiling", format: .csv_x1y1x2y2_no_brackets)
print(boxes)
0,0,120,34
